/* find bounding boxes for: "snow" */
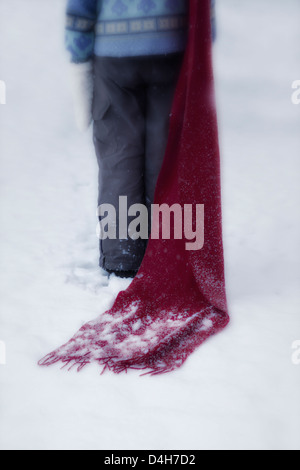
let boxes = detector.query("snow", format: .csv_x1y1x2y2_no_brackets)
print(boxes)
0,0,299,451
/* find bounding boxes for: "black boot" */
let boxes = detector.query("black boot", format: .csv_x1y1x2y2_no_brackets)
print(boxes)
106,269,138,279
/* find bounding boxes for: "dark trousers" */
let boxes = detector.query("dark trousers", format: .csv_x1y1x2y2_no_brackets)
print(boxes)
93,54,183,271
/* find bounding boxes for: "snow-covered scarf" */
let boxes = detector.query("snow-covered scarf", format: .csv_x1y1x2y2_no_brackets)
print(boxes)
39,0,230,376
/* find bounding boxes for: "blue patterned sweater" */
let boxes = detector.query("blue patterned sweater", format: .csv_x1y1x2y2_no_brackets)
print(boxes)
66,0,216,63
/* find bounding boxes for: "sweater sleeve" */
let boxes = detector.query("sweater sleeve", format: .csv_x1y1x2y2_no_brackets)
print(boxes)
65,0,99,63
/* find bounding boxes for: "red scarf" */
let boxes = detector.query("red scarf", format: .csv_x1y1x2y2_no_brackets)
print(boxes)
39,0,229,375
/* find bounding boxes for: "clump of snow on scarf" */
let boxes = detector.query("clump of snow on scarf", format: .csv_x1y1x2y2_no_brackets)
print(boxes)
39,0,230,376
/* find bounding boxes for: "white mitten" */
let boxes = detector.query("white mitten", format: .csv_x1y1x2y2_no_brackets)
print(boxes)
69,61,94,132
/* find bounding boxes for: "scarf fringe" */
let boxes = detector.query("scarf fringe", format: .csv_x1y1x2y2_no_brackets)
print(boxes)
38,308,229,376
38,354,178,376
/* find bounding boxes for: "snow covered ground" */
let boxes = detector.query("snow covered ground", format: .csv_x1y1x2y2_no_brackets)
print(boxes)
0,0,299,451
